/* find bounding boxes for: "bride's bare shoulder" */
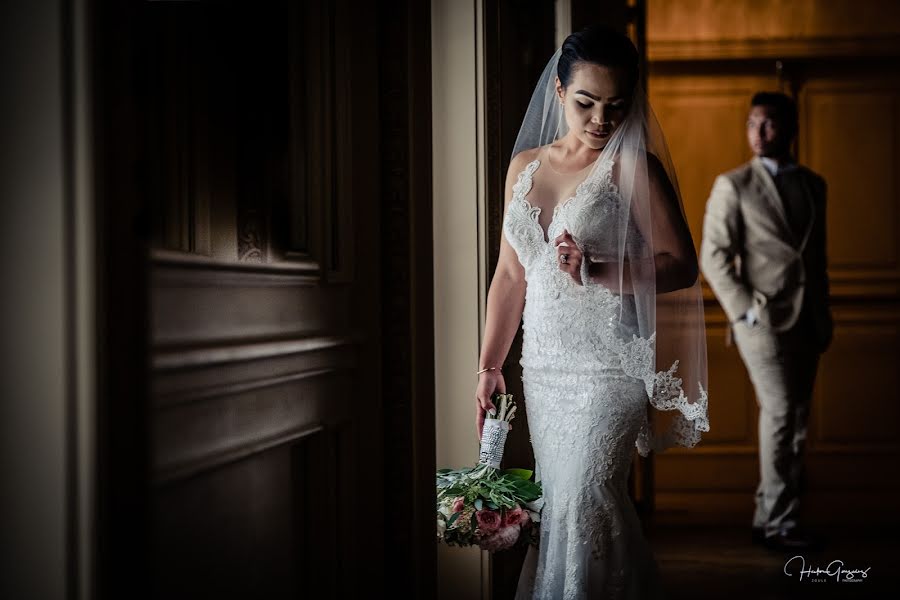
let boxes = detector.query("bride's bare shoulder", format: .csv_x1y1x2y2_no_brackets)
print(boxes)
508,146,545,176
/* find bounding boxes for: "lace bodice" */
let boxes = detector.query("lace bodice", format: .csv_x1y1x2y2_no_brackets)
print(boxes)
502,156,709,456
502,155,632,271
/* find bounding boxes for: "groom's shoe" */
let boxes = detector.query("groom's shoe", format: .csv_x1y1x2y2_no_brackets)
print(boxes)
762,528,824,552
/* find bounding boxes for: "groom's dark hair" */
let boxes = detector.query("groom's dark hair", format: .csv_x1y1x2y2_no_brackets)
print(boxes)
559,25,639,94
751,91,799,139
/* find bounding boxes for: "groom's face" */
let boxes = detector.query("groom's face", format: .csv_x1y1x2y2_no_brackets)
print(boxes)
747,105,790,158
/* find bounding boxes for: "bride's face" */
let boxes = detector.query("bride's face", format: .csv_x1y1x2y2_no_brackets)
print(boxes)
556,63,630,150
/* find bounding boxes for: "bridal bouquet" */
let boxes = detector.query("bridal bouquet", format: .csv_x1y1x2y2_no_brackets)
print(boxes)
436,393,544,552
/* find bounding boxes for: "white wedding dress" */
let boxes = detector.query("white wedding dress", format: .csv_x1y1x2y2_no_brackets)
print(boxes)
504,148,667,599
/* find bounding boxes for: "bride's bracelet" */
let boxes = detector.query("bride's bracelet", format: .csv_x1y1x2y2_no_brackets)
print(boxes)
476,366,499,376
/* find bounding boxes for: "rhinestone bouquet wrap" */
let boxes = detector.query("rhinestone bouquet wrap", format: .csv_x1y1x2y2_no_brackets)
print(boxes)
478,410,512,468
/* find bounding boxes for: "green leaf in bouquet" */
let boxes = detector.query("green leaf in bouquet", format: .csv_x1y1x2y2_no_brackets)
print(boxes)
447,512,460,527
510,479,542,501
501,468,533,481
486,501,498,510
436,468,454,474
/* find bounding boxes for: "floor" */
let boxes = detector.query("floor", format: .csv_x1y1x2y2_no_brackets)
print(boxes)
648,525,897,600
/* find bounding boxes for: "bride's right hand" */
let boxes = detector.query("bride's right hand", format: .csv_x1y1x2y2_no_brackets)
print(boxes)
476,371,508,441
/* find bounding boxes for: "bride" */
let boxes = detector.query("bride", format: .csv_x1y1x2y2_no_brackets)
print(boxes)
474,26,710,599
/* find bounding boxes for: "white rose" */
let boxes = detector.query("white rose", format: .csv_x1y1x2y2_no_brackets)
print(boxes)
525,497,544,512
525,497,544,523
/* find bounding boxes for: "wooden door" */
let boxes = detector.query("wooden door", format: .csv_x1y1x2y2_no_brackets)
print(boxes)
92,0,435,597
143,1,378,597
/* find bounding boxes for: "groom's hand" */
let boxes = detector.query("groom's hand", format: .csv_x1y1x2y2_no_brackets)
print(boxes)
554,229,583,285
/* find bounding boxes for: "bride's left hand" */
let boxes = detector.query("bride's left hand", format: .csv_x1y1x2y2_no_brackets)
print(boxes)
554,229,583,285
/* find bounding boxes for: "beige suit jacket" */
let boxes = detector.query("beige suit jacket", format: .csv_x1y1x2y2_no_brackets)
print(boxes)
700,157,833,349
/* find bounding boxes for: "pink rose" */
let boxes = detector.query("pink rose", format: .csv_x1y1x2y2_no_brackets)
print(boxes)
451,497,465,513
502,506,529,527
479,524,521,552
475,509,502,535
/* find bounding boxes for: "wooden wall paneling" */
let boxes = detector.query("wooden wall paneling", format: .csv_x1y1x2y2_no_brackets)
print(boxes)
280,0,354,279
150,257,346,345
184,8,212,258
301,0,328,271
146,4,213,256
799,65,900,298
647,0,900,61
152,340,355,401
205,18,239,263
813,311,900,447
151,371,351,485
152,431,337,599
647,70,774,258
231,0,290,266
327,0,355,282
285,0,311,258
656,456,900,524
278,0,327,268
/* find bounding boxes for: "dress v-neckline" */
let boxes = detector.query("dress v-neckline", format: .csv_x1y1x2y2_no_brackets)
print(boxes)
519,158,589,245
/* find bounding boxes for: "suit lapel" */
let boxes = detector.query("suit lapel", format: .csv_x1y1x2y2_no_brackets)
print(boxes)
750,157,796,245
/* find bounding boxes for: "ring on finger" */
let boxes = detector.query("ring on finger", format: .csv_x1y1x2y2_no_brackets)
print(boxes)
559,253,569,264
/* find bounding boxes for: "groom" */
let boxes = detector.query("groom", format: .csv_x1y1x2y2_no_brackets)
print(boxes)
700,92,832,551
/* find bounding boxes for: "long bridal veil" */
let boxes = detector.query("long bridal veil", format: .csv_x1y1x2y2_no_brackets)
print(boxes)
512,45,709,455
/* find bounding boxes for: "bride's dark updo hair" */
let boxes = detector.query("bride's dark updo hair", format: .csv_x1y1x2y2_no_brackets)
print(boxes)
558,25,639,94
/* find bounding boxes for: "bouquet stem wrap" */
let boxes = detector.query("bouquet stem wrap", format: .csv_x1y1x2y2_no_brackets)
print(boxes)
478,419,510,469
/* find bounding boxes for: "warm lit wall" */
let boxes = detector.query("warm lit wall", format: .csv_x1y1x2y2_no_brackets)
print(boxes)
432,1,490,598
647,0,900,525
0,1,92,598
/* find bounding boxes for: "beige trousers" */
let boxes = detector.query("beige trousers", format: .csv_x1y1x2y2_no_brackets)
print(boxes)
732,319,820,537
